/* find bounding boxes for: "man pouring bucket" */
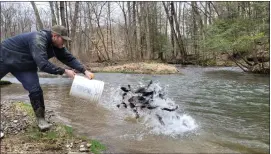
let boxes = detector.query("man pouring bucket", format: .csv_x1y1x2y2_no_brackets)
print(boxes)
0,25,95,137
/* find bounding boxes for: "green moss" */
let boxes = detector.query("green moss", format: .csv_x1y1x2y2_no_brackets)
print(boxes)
90,139,106,154
14,102,35,118
63,125,73,137
25,126,58,142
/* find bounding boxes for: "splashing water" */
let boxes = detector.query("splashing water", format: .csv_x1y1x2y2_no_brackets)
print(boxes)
102,81,198,137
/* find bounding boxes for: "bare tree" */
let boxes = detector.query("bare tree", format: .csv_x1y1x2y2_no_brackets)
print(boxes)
70,1,79,54
145,3,151,60
60,1,66,27
65,1,70,49
118,2,131,59
70,2,79,39
49,2,57,25
132,1,137,60
91,2,110,60
163,2,175,59
107,2,114,59
171,2,186,60
136,2,142,60
2,1,265,70
30,2,43,30
191,1,198,57
55,2,60,24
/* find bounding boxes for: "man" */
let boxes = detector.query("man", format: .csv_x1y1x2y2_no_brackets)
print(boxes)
0,25,94,134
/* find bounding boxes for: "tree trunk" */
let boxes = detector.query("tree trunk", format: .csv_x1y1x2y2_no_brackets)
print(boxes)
49,2,57,26
55,2,60,25
70,2,80,55
65,1,70,49
83,8,88,54
145,3,151,60
78,4,82,55
87,2,93,58
183,3,186,38
162,2,175,59
163,2,185,61
127,1,134,60
119,2,132,59
153,2,158,59
70,2,79,39
178,2,182,29
169,2,175,58
171,2,187,61
210,2,220,18
192,2,198,58
95,3,110,60
248,2,251,18
136,2,142,60
69,2,73,26
208,2,212,25
30,2,43,30
108,2,114,59
204,2,208,26
60,2,66,27
194,2,204,62
82,27,106,62
132,1,137,60
158,2,164,61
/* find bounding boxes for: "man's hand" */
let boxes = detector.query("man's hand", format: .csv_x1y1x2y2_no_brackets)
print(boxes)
64,69,76,78
84,70,94,79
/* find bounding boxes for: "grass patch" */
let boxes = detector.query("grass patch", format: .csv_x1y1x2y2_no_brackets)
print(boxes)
24,124,75,142
92,62,179,74
63,125,73,137
90,139,106,154
14,102,35,118
25,126,59,141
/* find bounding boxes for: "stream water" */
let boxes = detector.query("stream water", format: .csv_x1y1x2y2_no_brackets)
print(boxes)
1,66,269,153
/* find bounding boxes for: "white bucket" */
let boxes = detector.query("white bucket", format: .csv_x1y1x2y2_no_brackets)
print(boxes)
69,75,104,102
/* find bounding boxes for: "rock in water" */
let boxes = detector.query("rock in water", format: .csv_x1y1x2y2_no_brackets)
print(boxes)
79,146,89,152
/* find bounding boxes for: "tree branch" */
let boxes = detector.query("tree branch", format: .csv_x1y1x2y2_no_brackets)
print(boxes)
210,2,220,17
184,2,210,18
237,52,253,66
226,52,248,72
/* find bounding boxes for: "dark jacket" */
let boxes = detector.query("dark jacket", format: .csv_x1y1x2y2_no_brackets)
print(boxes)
0,30,86,75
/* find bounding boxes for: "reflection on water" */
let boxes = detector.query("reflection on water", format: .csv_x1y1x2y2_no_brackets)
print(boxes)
1,67,269,153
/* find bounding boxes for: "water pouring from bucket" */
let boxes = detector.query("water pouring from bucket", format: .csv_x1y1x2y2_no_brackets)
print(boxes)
69,75,104,102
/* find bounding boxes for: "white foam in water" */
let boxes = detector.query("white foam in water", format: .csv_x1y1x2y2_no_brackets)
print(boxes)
104,82,198,137
143,111,198,137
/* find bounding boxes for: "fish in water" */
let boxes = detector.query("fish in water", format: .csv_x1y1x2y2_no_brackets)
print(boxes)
117,80,179,125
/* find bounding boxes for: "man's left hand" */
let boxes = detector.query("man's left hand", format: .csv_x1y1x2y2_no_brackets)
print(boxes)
84,70,94,79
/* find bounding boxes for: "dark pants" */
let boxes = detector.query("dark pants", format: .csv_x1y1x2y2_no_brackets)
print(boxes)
0,43,42,98
0,63,43,98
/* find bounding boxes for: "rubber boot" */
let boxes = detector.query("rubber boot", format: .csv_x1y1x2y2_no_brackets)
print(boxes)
29,94,52,131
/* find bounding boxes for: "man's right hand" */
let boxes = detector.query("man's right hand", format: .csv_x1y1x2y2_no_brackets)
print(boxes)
64,69,76,78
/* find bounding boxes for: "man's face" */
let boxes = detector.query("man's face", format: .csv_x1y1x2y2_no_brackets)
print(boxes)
52,34,66,48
